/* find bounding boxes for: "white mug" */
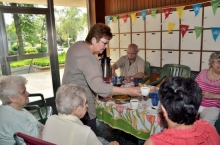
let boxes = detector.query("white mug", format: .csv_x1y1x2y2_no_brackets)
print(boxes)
130,99,141,109
141,87,150,96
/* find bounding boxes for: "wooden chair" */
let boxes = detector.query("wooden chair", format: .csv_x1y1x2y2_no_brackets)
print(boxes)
14,132,55,145
148,64,191,86
24,93,52,124
140,61,151,84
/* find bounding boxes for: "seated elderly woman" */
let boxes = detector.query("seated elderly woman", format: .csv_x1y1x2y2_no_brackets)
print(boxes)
195,52,220,125
42,84,119,145
144,77,220,145
0,75,44,145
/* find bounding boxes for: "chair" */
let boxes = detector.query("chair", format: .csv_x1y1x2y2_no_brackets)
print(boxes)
140,61,151,84
14,132,55,145
148,64,191,86
215,113,220,135
24,93,52,124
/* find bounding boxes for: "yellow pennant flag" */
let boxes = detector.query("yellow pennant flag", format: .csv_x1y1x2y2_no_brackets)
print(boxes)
176,6,185,19
168,22,176,33
130,13,136,23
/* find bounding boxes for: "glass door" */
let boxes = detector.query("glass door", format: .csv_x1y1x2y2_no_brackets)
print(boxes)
0,2,60,102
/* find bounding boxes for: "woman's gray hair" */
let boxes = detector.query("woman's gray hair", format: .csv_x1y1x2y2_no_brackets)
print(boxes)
209,52,220,68
0,75,27,105
56,84,86,115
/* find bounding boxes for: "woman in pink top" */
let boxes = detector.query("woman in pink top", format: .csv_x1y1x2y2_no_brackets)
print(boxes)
195,52,220,125
144,77,220,145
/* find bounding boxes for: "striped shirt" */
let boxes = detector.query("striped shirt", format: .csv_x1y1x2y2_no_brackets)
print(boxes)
195,69,220,108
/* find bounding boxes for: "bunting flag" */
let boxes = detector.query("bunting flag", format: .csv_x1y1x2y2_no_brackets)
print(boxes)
210,1,220,15
211,27,220,42
168,22,176,33
141,10,147,20
180,24,189,38
106,16,111,25
163,8,172,19
130,13,137,23
176,6,185,19
122,14,128,23
194,26,203,39
151,8,158,19
113,16,118,23
192,3,202,17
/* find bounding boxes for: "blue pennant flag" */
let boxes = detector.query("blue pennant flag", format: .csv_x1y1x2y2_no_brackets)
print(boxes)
211,27,220,42
106,16,111,25
192,3,202,17
141,10,147,20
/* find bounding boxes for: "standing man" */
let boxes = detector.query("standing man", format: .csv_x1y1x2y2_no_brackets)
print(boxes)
112,44,145,84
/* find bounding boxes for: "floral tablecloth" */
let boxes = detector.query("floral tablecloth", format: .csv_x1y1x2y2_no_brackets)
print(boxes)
95,98,163,140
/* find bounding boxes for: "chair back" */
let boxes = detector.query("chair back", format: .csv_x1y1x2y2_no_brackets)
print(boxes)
14,132,55,145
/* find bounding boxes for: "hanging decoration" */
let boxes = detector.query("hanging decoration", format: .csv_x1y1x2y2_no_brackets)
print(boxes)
151,8,158,19
113,16,118,23
141,10,147,20
211,27,220,42
168,22,176,33
180,24,189,38
130,13,137,23
192,3,202,17
176,6,185,19
163,8,172,19
194,26,203,39
210,1,220,15
122,14,128,23
106,16,111,25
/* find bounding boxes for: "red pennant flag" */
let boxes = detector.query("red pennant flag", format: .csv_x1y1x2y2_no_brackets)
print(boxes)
163,8,172,19
122,14,128,23
180,24,189,38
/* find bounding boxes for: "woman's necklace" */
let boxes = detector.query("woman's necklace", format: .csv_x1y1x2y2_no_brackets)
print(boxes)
209,68,220,80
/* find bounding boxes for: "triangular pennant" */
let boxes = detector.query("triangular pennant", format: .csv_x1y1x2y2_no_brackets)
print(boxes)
122,14,128,23
211,27,220,42
151,8,158,19
105,16,111,25
130,13,137,23
192,3,202,17
168,22,176,33
163,8,172,19
141,10,147,20
176,6,185,19
113,16,118,23
194,26,203,39
210,1,220,15
180,24,189,38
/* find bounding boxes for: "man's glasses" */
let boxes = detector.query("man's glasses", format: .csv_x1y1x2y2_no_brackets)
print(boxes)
99,40,109,45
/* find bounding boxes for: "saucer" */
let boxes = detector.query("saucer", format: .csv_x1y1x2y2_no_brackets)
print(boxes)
127,103,142,110
146,106,161,114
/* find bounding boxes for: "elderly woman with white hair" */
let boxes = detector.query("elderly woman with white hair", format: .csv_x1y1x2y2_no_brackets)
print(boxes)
42,84,119,145
0,75,44,145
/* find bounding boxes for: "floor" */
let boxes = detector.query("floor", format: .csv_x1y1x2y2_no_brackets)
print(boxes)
96,120,145,145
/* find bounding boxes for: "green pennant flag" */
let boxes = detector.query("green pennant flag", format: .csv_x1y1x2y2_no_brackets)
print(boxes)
194,26,203,39
151,8,158,19
210,1,220,15
113,16,118,23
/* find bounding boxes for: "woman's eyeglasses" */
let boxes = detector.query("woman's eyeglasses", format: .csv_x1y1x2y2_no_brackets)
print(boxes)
99,40,109,45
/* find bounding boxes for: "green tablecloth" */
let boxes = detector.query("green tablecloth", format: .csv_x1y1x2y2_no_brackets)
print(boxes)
95,99,162,140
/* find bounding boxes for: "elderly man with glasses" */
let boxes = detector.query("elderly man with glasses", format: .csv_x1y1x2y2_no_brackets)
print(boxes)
112,44,145,84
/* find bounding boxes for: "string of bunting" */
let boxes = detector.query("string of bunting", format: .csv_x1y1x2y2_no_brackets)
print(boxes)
105,0,220,42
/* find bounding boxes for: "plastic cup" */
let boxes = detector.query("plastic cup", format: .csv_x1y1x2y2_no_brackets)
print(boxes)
150,93,159,106
112,76,117,86
119,76,125,84
133,78,139,87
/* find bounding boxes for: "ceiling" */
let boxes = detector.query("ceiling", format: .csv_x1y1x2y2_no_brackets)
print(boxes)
0,0,87,7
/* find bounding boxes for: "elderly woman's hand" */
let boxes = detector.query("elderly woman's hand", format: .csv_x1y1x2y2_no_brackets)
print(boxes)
109,141,119,145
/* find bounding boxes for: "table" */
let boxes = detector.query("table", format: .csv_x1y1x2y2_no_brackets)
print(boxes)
95,98,163,140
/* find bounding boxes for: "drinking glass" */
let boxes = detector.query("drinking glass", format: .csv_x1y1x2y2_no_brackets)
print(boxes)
133,78,139,87
112,76,117,86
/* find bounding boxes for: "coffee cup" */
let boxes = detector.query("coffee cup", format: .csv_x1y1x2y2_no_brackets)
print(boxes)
130,99,141,109
141,87,150,96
